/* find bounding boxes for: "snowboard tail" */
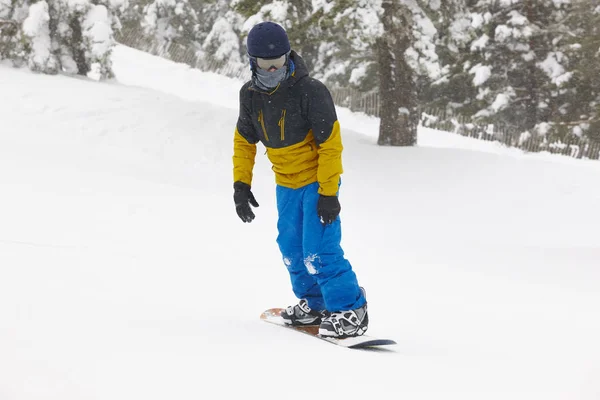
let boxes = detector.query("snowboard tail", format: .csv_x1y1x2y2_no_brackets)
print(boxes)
260,308,396,349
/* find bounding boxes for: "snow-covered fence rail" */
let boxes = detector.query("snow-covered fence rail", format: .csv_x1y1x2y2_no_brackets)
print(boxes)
115,27,600,161
421,108,600,160
330,87,381,117
330,93,600,160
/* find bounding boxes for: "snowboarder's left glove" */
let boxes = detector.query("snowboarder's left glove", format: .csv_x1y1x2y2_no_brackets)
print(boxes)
317,195,341,225
234,181,259,223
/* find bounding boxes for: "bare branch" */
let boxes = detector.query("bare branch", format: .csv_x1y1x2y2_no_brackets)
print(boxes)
0,19,18,26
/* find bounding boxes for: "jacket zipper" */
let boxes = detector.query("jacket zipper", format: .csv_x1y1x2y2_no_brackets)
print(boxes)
258,110,269,141
278,109,286,141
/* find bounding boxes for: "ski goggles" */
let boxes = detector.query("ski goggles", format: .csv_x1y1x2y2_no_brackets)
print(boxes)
251,52,289,71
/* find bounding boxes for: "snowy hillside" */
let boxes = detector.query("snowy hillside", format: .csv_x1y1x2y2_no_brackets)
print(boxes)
1,46,600,400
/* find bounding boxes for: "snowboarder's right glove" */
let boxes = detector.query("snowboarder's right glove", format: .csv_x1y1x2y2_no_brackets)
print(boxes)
317,195,341,225
234,181,259,223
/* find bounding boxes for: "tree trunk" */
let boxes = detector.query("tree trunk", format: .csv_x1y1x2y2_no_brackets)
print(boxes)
524,0,538,130
69,16,89,76
377,0,417,146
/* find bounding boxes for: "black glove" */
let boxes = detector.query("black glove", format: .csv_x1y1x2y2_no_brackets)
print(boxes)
234,181,259,223
317,195,341,225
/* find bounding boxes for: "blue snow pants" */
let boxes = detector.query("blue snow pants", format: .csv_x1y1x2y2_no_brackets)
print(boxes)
276,181,366,312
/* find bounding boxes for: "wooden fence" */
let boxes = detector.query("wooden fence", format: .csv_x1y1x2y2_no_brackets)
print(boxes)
115,27,251,81
115,28,600,161
420,108,600,160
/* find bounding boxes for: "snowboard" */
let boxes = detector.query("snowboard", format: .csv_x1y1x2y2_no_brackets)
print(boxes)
260,308,396,349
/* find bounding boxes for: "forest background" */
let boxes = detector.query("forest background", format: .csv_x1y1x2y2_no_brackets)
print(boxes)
1,0,599,156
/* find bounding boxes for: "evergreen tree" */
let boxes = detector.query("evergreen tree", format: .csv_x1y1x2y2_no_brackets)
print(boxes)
0,0,27,65
456,0,574,137
295,0,378,90
420,0,476,111
559,0,600,142
22,1,56,73
142,0,200,56
233,0,322,72
0,0,125,79
377,0,442,146
52,0,127,79
199,0,244,65
377,0,417,146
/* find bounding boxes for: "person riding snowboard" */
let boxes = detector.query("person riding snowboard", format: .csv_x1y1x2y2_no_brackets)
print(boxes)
232,21,368,338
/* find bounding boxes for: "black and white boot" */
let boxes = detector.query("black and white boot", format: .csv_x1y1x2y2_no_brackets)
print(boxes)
318,303,369,338
280,299,325,326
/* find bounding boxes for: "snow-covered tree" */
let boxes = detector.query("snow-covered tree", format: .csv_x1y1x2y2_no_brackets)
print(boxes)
52,0,126,79
0,0,126,79
377,0,443,146
142,0,200,56
199,1,244,65
312,0,383,90
377,0,416,146
419,0,475,111
0,0,29,63
83,1,124,79
234,0,323,72
201,14,242,64
454,0,574,136
557,0,600,142
22,1,56,73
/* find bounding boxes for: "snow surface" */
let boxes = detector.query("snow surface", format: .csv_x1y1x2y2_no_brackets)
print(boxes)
1,45,600,400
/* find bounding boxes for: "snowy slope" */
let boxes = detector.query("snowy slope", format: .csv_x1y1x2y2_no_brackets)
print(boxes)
1,46,600,400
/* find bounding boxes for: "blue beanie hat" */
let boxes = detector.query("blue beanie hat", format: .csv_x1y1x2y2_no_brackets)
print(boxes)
247,22,290,58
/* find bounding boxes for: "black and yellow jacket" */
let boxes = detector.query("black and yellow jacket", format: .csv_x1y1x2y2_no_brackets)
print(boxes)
233,51,343,197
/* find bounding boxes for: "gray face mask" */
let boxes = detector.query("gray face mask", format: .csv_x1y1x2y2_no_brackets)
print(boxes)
254,66,288,90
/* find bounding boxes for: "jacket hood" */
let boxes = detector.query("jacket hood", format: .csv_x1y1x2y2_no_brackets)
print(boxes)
286,50,309,87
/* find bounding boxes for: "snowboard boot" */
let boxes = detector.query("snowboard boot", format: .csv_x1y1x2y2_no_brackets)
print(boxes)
319,301,368,338
280,299,325,326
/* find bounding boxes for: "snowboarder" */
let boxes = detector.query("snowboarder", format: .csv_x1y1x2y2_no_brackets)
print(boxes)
232,21,368,338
